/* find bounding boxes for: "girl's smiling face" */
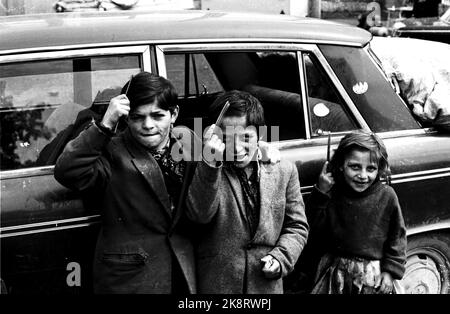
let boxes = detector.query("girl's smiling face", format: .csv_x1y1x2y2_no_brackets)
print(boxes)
341,148,379,193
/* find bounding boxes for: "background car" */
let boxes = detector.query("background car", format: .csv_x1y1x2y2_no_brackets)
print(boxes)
392,7,450,44
1,10,449,294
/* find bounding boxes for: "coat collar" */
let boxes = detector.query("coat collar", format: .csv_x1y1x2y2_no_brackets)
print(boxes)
122,126,201,222
253,162,277,241
123,128,172,218
223,160,277,240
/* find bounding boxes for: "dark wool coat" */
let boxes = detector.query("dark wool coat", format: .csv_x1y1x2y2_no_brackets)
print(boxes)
54,123,197,294
186,160,309,294
307,181,407,280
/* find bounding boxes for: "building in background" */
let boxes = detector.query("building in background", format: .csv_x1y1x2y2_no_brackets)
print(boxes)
1,0,195,15
200,0,309,17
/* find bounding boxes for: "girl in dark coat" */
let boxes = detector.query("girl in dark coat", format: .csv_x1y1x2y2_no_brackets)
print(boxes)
308,130,406,294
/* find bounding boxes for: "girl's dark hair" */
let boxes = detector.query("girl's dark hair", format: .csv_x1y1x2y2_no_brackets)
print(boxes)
329,130,390,181
209,90,265,128
121,72,178,113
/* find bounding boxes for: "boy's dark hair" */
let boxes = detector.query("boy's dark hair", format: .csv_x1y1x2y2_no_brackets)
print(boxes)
121,72,178,113
329,130,390,181
209,90,265,128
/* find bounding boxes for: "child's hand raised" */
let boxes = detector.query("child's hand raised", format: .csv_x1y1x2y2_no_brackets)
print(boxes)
317,161,334,194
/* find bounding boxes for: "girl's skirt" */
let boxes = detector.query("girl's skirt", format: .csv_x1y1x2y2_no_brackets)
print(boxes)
311,253,383,294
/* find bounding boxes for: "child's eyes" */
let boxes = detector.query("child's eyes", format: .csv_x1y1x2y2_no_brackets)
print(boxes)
129,114,144,121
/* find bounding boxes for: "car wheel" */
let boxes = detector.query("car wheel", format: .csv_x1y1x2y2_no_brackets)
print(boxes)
400,232,450,294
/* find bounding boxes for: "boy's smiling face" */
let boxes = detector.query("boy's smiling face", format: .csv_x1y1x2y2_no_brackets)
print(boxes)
220,115,258,169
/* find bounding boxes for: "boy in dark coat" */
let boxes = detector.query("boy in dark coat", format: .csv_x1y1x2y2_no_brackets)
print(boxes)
54,72,196,293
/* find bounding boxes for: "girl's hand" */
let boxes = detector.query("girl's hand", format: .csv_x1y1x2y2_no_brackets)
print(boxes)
376,272,394,294
317,161,334,194
260,255,281,279
101,94,130,129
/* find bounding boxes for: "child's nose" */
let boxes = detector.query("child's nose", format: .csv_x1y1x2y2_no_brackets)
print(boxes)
358,169,368,179
142,117,155,129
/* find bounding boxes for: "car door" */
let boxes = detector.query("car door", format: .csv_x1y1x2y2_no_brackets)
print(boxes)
0,46,150,294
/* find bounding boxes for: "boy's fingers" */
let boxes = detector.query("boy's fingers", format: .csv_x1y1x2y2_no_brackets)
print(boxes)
204,124,216,140
260,255,271,263
321,161,329,174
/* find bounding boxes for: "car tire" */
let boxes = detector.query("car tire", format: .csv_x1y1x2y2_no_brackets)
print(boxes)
400,232,450,294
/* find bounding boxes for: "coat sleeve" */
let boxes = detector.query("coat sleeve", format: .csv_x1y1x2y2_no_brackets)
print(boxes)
185,161,222,224
54,123,113,194
381,189,407,280
269,162,309,277
305,185,331,233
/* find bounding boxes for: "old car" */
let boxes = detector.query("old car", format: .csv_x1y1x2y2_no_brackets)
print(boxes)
392,7,450,44
0,10,449,294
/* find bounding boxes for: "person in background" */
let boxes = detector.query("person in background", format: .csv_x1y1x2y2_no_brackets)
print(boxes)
308,130,406,294
186,90,309,294
54,72,196,294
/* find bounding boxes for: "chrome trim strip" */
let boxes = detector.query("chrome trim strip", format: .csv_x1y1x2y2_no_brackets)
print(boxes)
376,128,430,139
0,222,100,238
0,215,101,238
0,45,150,63
398,29,450,33
393,173,450,184
406,221,450,236
392,167,450,180
0,39,364,56
0,166,54,179
155,46,167,78
391,171,450,184
141,46,151,71
298,51,311,139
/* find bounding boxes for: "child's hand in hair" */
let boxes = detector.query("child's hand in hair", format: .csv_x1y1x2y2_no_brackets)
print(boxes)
317,161,334,194
376,272,394,294
102,94,130,130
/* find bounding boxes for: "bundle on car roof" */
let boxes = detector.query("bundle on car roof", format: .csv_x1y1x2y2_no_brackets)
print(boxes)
370,37,450,132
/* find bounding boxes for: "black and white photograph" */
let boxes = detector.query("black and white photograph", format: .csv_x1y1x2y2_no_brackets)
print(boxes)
1,0,450,307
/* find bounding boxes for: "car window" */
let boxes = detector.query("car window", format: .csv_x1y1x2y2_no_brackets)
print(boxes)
164,50,306,142
303,53,357,136
319,44,420,132
165,53,223,98
0,55,141,171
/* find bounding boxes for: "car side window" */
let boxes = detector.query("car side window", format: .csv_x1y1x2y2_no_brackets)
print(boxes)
0,55,141,171
164,50,306,142
303,53,357,136
165,53,223,98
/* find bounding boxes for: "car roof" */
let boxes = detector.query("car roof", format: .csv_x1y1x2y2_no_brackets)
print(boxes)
0,10,371,54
